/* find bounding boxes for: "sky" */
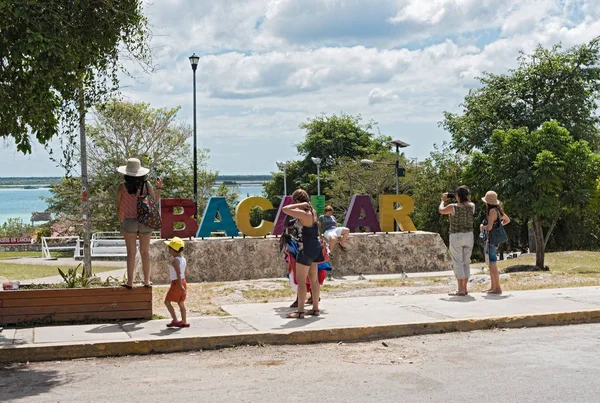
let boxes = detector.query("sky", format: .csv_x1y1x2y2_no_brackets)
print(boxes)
2,0,600,176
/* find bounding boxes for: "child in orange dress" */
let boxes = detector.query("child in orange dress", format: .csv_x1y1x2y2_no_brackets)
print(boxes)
163,237,189,328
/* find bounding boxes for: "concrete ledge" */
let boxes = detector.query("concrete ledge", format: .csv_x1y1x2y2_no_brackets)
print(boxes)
2,309,599,364
136,231,451,284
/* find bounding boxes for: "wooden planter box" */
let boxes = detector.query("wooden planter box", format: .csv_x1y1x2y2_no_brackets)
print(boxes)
0,287,152,326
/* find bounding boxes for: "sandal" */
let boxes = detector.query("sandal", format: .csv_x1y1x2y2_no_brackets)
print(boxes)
143,282,153,288
286,311,305,319
339,244,347,251
120,283,133,290
166,320,181,328
306,309,321,316
448,291,466,296
176,322,190,328
487,290,503,295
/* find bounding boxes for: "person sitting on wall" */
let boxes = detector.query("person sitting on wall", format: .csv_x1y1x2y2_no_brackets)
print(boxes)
318,205,350,257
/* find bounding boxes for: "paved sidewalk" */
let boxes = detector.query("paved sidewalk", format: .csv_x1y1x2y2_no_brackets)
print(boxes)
1,286,599,363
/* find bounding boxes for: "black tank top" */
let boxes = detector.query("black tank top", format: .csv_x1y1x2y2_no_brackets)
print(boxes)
301,212,320,255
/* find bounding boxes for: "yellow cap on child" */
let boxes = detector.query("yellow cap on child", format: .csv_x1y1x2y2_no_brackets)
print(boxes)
164,237,185,252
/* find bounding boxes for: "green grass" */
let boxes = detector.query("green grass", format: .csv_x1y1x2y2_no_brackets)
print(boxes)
0,262,119,281
0,251,74,259
242,287,295,301
497,251,600,274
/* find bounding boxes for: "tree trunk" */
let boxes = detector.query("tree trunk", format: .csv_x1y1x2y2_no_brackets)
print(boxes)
533,215,545,269
79,87,92,277
543,211,561,250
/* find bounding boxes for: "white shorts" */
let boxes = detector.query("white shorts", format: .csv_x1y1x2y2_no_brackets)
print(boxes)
324,227,343,239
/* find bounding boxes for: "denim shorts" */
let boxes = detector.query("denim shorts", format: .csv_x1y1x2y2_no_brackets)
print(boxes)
120,218,153,234
487,244,498,263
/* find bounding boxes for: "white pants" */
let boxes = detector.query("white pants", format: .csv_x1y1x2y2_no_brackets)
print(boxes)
449,232,474,279
324,227,344,239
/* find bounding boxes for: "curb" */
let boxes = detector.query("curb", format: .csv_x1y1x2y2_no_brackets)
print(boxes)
2,309,600,363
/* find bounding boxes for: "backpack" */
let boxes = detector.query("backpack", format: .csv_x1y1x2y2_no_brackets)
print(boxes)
137,181,161,230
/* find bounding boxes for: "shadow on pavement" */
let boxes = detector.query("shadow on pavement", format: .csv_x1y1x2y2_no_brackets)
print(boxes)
0,364,65,400
84,324,124,334
272,306,324,329
482,294,511,300
150,328,184,337
439,295,477,303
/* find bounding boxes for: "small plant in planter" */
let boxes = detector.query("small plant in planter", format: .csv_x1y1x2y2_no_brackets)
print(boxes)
56,264,122,288
57,264,102,288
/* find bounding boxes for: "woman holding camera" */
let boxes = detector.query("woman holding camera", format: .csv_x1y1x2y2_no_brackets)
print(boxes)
439,186,475,296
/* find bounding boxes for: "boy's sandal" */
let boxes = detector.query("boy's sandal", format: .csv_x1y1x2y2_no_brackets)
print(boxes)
166,320,181,328
286,311,305,319
339,244,347,251
120,283,134,290
143,282,153,288
448,291,466,296
176,322,190,328
306,309,321,316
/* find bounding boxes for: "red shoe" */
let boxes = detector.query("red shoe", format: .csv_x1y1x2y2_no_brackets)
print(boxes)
166,320,181,328
176,322,190,328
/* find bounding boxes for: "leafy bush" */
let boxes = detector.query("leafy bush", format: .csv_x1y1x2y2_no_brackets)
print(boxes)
0,217,34,238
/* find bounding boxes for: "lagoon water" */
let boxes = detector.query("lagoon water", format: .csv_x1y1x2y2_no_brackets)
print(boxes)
0,183,264,225
0,187,52,225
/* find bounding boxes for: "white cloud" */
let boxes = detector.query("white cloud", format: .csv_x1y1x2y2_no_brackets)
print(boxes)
368,88,399,105
14,0,600,176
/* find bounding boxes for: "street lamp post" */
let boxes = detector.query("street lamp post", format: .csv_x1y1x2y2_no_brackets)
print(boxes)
189,53,200,219
390,140,410,196
311,157,322,195
276,161,289,196
360,139,409,232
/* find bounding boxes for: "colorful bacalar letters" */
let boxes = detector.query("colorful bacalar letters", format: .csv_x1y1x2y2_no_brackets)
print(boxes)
160,195,417,239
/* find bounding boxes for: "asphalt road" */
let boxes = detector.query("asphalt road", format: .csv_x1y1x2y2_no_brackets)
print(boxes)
2,324,600,403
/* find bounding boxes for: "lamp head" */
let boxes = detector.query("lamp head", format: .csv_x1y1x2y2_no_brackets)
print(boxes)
311,157,322,166
189,53,200,71
390,139,410,148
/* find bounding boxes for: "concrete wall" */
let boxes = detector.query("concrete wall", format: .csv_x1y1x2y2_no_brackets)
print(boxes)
135,231,451,284
0,244,41,252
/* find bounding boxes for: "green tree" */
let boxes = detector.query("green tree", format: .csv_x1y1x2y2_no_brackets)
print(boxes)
44,102,237,232
465,121,600,269
0,218,34,238
443,37,600,153
297,113,391,168
264,113,392,203
85,101,191,176
0,0,151,153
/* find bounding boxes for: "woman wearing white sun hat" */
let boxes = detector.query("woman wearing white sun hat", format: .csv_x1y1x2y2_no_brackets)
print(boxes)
480,191,510,295
116,158,163,289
